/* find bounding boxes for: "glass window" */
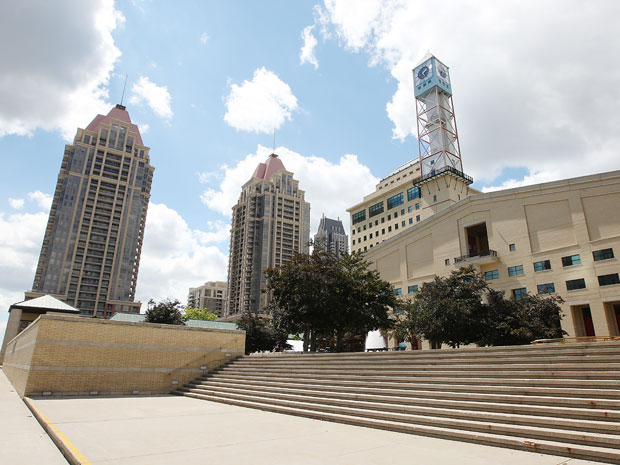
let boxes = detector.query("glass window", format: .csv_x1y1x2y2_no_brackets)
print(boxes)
381,228,385,234
416,215,420,222
415,203,420,210
598,274,620,286
508,265,524,276
388,226,392,232
537,283,555,294
533,260,551,272
401,209,405,215
408,206,413,213
394,212,398,218
407,186,421,201
513,288,527,300
387,192,404,209
409,218,413,225
408,285,419,294
352,239,355,245
369,201,384,218
393,288,402,296
401,221,405,227
566,278,586,291
562,254,581,267
395,224,399,230
445,258,450,265
593,248,614,261
485,270,499,280
509,244,516,251
381,217,385,223
433,195,437,202
388,215,391,220
352,210,366,225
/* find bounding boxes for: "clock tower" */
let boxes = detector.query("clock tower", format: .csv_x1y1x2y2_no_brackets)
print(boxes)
413,53,469,182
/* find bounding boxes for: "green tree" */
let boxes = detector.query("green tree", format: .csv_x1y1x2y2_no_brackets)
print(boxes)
414,266,488,348
236,311,289,354
184,307,218,321
391,297,423,348
477,289,566,346
144,299,186,325
267,242,396,352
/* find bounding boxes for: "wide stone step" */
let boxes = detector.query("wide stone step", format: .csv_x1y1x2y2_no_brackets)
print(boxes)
244,342,620,360
204,372,620,397
182,384,620,432
176,390,620,463
210,369,620,385
226,361,620,372
236,353,620,366
187,380,620,420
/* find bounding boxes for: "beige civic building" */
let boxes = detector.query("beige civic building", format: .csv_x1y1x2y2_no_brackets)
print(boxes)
360,169,620,342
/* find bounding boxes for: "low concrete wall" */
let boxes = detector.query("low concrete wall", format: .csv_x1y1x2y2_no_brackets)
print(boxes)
2,313,245,397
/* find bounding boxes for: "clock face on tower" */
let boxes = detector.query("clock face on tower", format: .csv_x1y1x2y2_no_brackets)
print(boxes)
417,66,429,80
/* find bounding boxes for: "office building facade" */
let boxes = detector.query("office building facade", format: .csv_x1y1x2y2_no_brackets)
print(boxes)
226,154,310,317
28,104,154,317
187,281,227,317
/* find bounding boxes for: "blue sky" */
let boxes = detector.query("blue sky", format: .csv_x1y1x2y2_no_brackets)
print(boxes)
1,0,620,330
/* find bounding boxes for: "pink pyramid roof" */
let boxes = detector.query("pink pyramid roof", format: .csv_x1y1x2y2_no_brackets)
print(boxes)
85,104,144,145
252,154,286,180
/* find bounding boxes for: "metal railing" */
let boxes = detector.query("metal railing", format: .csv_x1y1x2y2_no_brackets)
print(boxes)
454,249,498,264
415,165,474,186
531,336,620,344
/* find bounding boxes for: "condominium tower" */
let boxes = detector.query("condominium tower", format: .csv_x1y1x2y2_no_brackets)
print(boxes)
314,214,348,257
187,281,227,318
28,104,154,318
226,154,310,317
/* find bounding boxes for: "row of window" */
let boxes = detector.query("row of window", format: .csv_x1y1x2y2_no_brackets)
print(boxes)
396,274,620,303
393,284,419,296
356,204,422,232
353,186,423,226
487,249,615,281
352,216,423,246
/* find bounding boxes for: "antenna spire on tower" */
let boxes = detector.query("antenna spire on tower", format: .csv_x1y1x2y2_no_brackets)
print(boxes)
120,74,128,106
272,130,276,154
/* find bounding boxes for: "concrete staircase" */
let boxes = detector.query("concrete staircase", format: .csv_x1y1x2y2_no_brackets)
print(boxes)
173,342,620,463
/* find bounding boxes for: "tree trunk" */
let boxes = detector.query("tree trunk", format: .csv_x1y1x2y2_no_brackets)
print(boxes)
335,330,344,353
310,331,317,352
303,331,309,352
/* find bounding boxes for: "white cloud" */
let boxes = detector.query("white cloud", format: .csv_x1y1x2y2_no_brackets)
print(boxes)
300,25,319,69
135,203,228,304
27,191,52,211
224,68,298,134
317,0,620,185
138,123,150,134
0,210,48,304
0,0,124,140
200,32,209,44
129,76,173,119
200,145,378,234
8,198,24,210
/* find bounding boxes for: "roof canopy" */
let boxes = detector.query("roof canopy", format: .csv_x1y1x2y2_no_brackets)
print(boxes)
85,104,144,145
11,295,80,314
252,154,287,180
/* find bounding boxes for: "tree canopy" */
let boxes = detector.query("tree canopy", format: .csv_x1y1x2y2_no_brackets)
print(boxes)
267,242,397,352
184,307,218,321
402,266,566,348
144,299,186,325
236,311,290,354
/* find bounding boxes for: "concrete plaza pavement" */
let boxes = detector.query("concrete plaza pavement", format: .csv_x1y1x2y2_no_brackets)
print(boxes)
30,394,604,465
0,370,67,465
